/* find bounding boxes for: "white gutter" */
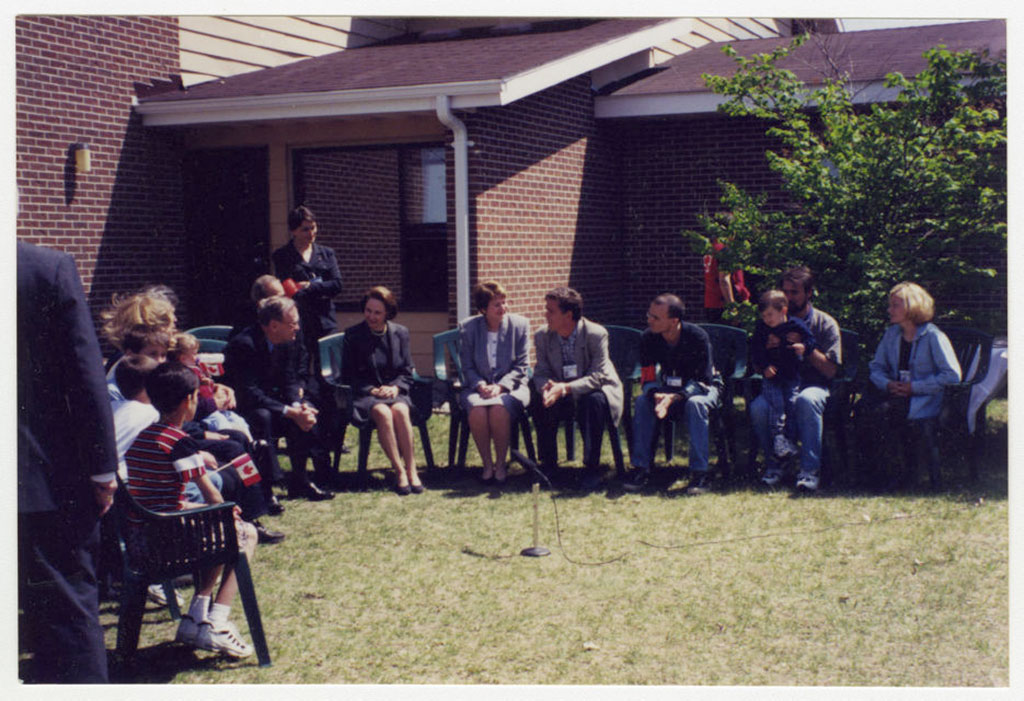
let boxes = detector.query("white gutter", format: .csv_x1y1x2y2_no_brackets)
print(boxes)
136,79,504,126
435,95,471,323
595,79,900,118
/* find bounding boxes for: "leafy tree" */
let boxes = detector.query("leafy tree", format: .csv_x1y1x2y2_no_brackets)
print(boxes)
686,35,1006,347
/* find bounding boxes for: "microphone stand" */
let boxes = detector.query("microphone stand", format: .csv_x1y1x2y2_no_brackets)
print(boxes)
510,450,551,557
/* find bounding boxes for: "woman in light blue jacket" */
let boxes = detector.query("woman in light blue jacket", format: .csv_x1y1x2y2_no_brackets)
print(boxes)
458,281,531,485
857,282,961,490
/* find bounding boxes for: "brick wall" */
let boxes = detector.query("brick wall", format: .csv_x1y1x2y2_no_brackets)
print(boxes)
296,147,402,305
461,75,622,332
16,16,186,328
615,113,785,323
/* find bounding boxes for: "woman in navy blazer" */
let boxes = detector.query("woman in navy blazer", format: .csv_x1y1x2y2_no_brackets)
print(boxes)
458,281,531,484
342,286,423,494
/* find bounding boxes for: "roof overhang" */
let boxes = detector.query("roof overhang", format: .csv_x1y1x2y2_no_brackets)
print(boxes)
594,78,902,118
137,18,695,127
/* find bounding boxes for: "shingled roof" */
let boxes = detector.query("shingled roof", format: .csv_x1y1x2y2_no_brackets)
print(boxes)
596,19,1004,118
143,18,674,103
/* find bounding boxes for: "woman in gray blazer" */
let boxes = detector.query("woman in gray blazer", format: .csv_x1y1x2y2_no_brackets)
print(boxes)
458,281,531,484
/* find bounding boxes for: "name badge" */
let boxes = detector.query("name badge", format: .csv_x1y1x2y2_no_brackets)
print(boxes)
666,376,683,388
563,363,579,380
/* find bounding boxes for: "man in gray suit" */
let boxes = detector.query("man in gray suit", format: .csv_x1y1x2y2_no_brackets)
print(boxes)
532,287,623,490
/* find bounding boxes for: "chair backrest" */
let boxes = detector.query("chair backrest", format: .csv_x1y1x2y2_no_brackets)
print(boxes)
697,323,748,381
115,476,239,580
318,332,346,384
197,337,227,353
184,325,233,341
838,328,860,384
605,325,643,382
432,328,462,383
940,326,994,385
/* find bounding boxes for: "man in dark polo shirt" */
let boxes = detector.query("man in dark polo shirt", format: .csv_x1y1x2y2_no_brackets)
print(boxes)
622,293,720,495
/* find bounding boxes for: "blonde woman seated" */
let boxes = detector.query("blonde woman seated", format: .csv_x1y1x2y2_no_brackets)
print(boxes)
854,282,961,490
458,281,531,484
342,286,423,495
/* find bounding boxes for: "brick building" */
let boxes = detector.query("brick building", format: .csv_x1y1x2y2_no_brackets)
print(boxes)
16,16,1006,368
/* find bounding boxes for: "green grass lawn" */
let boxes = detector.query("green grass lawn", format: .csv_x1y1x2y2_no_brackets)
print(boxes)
97,398,1008,686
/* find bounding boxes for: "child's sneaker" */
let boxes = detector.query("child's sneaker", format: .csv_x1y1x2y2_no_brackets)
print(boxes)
147,583,185,609
773,434,799,459
196,620,254,658
175,614,201,646
760,470,783,487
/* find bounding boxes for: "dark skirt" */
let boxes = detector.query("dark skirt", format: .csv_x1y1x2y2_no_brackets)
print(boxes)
351,392,412,427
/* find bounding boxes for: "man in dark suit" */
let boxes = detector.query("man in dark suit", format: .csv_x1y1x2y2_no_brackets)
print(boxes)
532,287,623,491
222,295,334,500
17,241,118,683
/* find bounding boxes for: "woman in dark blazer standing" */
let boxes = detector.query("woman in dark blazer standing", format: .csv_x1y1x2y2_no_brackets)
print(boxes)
272,205,343,363
342,286,423,495
458,280,531,484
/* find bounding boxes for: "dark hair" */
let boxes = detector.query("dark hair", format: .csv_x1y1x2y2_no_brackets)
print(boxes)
780,265,814,295
362,286,398,320
123,324,172,354
472,280,507,314
145,361,199,415
250,274,283,304
757,289,788,313
545,286,583,321
652,293,684,320
288,205,316,232
257,296,297,327
115,354,159,401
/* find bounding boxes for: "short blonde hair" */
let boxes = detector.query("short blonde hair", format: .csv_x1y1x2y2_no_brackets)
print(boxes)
169,332,200,358
889,282,935,324
100,292,176,350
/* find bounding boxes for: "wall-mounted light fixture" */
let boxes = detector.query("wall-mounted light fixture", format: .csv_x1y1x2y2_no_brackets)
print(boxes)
73,142,91,174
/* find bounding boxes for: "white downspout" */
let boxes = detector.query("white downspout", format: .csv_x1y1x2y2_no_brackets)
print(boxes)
435,94,470,323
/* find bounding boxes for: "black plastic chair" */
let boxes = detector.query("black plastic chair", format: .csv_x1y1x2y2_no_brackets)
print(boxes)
319,332,435,486
432,329,465,468
114,477,271,667
820,328,860,487
432,328,536,470
940,326,994,480
185,325,233,341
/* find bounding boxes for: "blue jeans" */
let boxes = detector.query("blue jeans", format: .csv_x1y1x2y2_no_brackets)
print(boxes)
183,470,224,503
761,377,800,443
631,385,721,472
751,384,829,477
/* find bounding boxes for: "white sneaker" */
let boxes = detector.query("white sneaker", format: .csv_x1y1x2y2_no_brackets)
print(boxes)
147,583,185,609
175,614,200,646
196,620,254,658
761,470,782,487
773,435,799,459
796,474,819,492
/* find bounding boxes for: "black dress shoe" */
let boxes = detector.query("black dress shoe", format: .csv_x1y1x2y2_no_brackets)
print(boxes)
266,495,285,516
685,471,713,495
578,468,604,492
410,483,425,494
621,468,649,493
253,520,286,544
394,484,412,496
291,483,335,501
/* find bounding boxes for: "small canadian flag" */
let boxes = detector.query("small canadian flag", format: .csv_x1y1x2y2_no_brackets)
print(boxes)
227,453,262,486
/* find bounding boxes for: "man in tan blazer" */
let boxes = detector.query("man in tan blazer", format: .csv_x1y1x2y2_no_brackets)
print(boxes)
532,287,623,490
